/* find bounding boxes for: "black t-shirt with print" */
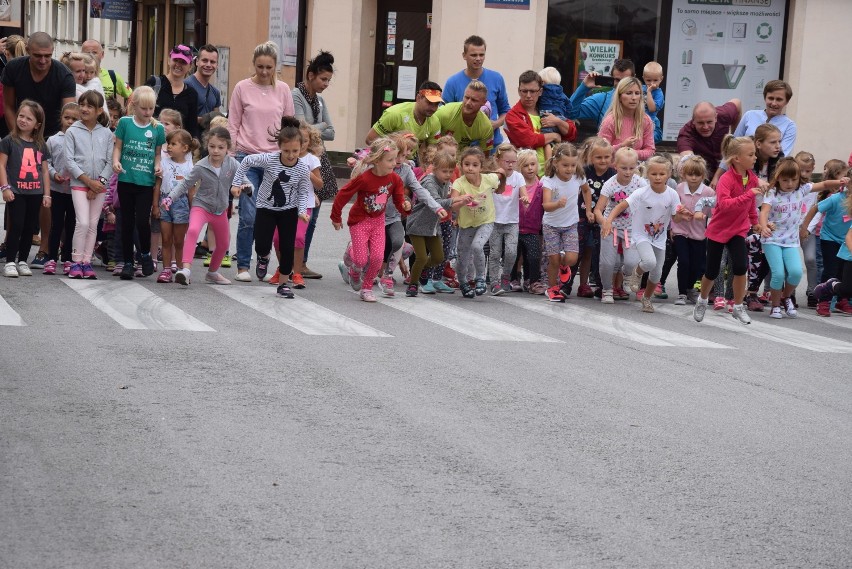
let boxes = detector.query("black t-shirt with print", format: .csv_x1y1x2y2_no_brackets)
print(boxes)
582,164,616,214
1,56,76,137
0,135,50,194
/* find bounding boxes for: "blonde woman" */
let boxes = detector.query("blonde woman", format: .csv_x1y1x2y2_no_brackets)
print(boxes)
597,77,655,161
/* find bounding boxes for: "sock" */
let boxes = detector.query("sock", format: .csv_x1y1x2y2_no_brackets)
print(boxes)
734,303,744,310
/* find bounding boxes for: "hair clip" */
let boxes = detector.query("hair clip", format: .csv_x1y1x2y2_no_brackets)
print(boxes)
382,146,391,152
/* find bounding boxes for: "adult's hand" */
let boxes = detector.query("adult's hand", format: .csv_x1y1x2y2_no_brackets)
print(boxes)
583,72,599,89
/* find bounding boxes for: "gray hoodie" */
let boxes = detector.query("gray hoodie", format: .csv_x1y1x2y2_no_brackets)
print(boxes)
384,162,441,225
406,173,453,237
169,155,239,215
64,121,114,187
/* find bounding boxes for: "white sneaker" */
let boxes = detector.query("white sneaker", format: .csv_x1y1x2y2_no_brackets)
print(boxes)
674,294,687,305
601,289,614,304
769,306,783,319
784,297,798,318
625,270,641,293
234,271,252,282
175,268,191,286
4,262,18,278
16,262,32,276
732,304,752,324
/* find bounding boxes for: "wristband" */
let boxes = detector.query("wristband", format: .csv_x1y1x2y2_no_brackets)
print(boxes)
0,184,10,191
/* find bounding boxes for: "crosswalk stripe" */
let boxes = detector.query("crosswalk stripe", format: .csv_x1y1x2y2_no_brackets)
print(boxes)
794,309,852,330
497,296,732,349
654,304,852,353
381,295,561,343
215,286,392,337
0,294,25,326
62,279,215,331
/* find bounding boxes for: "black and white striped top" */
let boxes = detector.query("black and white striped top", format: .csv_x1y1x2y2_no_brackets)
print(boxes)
233,152,312,214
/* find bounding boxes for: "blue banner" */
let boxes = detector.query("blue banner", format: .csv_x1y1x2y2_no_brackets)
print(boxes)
484,0,531,9
90,0,134,21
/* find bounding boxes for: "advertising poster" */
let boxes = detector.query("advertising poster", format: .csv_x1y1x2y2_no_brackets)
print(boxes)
663,0,786,141
89,0,134,21
484,0,530,9
0,0,21,26
269,0,299,67
574,39,623,90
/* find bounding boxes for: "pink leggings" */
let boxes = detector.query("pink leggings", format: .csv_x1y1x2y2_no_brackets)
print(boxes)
182,207,230,272
349,215,385,290
272,208,312,250
71,187,106,263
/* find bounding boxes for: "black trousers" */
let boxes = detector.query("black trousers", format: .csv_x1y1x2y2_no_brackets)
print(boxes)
48,192,76,262
5,193,41,263
117,181,153,262
254,207,299,276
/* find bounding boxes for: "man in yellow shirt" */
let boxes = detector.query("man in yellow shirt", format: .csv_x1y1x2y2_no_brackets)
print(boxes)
366,81,443,156
434,80,494,154
81,39,132,104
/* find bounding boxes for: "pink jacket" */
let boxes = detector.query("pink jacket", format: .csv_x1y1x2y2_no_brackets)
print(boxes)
705,168,759,243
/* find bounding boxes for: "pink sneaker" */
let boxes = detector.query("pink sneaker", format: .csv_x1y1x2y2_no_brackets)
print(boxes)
63,261,72,275
81,263,97,279
360,288,377,302
713,297,726,311
156,269,173,283
727,299,734,313
42,260,57,275
68,263,83,279
112,263,124,276
204,271,231,285
379,276,395,297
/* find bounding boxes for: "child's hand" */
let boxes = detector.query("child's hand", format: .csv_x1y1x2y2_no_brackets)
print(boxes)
750,187,763,196
332,221,342,231
161,196,172,211
112,161,123,173
2,188,13,202
520,193,530,205
86,190,96,201
42,195,51,208
436,208,450,222
88,179,106,194
53,173,67,183
151,204,160,219
760,225,772,238
402,199,411,212
229,186,242,198
586,209,595,223
601,219,612,238
154,164,162,177
799,226,809,242
693,212,705,222
758,181,770,193
298,213,310,223
557,196,567,208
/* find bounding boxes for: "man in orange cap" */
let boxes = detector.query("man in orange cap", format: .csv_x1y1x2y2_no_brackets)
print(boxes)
366,81,443,157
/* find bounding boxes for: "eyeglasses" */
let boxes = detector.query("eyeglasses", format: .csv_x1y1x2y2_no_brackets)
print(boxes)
519,89,541,95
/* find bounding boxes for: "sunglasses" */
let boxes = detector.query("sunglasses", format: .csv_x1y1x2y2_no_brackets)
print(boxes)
170,45,192,57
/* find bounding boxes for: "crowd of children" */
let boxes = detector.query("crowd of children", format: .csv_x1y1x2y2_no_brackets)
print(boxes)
2,58,851,326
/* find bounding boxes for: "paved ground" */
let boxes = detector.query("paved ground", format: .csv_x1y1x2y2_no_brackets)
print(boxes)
1,204,851,568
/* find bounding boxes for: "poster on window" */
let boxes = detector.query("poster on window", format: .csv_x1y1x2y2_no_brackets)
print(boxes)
0,0,22,27
663,0,786,141
269,0,299,67
89,0,134,21
574,39,623,90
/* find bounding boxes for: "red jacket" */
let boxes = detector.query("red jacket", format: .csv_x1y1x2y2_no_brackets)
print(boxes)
505,100,577,149
330,169,407,226
705,167,759,243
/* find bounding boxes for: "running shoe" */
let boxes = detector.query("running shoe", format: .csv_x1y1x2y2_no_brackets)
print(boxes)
291,272,305,289
431,279,455,294
63,261,72,275
546,285,565,302
16,262,32,276
255,256,270,281
510,279,523,292
205,271,231,285
833,298,852,316
68,263,84,279
349,267,362,292
576,284,594,298
784,297,798,318
601,289,614,304
558,265,572,284
4,262,18,277
653,283,668,299
157,269,173,283
81,263,97,279
175,268,191,286
268,269,281,285
30,252,48,269
405,284,418,297
674,294,687,305
640,297,655,313
359,288,377,302
203,253,212,267
113,263,124,277
338,261,350,284
625,270,641,293
693,298,708,322
530,281,547,295
460,280,475,298
42,260,57,275
474,277,487,296
419,280,437,294
769,306,783,319
613,287,630,301
379,276,395,297
732,304,752,324
140,253,155,276
745,293,764,312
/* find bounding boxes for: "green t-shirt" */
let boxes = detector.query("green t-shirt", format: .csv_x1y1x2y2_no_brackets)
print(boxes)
372,102,440,145
435,103,494,154
529,114,545,176
115,116,166,186
98,68,132,99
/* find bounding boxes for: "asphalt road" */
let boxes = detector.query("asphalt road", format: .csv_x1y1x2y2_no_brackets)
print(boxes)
1,204,851,568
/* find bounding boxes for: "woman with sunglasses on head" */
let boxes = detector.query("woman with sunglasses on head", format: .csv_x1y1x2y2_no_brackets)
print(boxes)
146,45,199,141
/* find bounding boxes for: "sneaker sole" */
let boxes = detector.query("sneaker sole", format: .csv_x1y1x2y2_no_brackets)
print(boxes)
175,273,189,286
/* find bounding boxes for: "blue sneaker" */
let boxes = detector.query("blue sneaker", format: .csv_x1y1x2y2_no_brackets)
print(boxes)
338,261,350,284
474,277,487,296
431,279,455,293
419,280,437,294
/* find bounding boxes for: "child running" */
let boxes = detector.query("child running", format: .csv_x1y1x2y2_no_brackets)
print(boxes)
488,143,527,295
593,147,646,304
331,137,410,302
694,136,763,324
671,155,715,304
43,102,80,276
760,158,849,318
514,148,546,294
603,155,687,313
1,100,51,278
450,146,507,298
541,143,592,302
165,126,239,286
153,129,198,283
578,136,615,297
112,86,165,279
65,90,115,279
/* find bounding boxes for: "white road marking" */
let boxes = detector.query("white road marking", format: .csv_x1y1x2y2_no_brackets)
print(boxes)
62,279,215,331
497,296,732,349
216,286,391,337
382,295,561,343
0,294,25,326
794,309,852,330
654,304,852,353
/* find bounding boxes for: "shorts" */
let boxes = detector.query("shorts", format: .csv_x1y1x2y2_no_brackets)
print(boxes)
543,223,579,256
159,195,190,224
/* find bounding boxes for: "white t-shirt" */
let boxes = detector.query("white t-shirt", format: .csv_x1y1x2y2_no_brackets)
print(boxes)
299,153,321,209
600,174,648,233
542,174,585,228
161,156,194,197
762,183,813,247
625,185,680,249
493,170,524,224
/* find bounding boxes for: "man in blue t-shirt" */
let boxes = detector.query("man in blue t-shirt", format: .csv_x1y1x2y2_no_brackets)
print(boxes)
184,44,222,127
442,35,510,146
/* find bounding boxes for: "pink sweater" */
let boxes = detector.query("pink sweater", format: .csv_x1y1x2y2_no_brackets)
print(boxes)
227,79,295,155
598,114,655,160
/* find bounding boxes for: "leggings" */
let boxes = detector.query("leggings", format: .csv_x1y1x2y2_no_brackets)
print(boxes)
514,232,542,283
801,234,818,293
746,233,769,292
271,208,313,251
457,223,493,282
430,220,454,280
820,238,842,282
255,207,299,276
598,234,627,291
763,243,803,290
182,207,230,273
712,249,734,300
673,235,706,295
833,259,852,298
4,193,41,263
487,222,518,281
350,215,386,290
382,220,405,275
624,240,666,284
704,235,747,281
409,234,444,285
71,188,106,264
117,181,153,263
658,237,677,287
48,192,76,262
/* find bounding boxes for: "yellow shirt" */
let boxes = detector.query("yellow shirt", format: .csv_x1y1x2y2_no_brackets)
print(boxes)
453,173,500,228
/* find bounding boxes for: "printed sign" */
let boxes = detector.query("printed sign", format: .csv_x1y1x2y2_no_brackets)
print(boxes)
90,0,134,21
484,0,530,8
269,0,300,67
574,39,623,90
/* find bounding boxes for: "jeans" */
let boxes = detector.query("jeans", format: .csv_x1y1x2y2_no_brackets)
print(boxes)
235,152,264,270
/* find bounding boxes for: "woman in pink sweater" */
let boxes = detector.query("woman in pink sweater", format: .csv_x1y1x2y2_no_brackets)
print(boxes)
597,77,655,161
227,41,295,280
